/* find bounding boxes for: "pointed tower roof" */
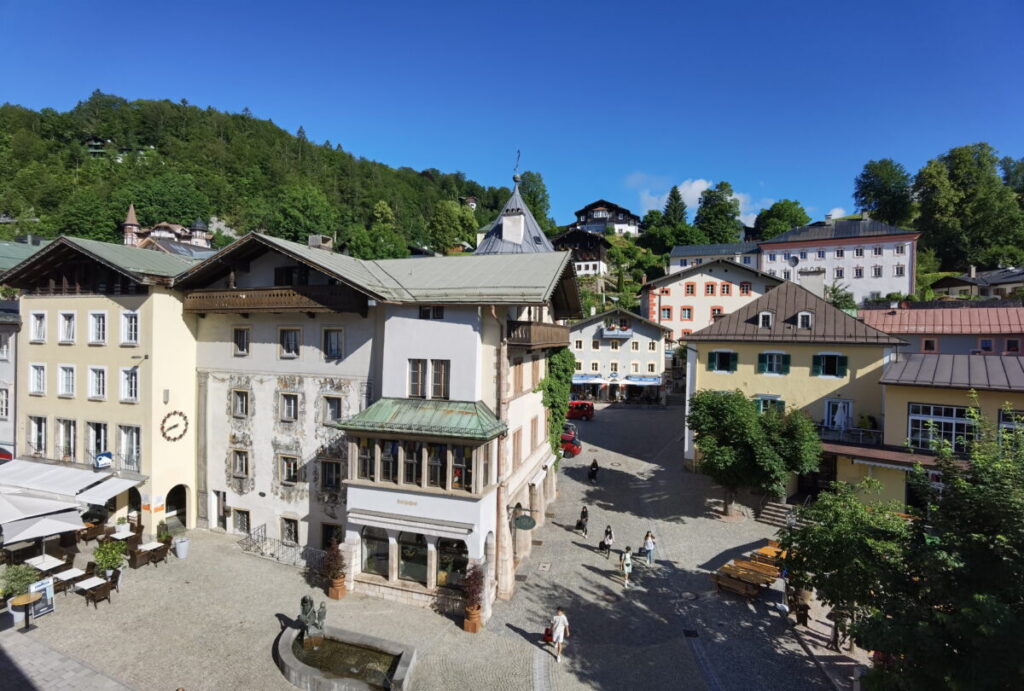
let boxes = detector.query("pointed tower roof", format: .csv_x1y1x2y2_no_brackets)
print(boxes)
123,203,139,227
474,175,555,255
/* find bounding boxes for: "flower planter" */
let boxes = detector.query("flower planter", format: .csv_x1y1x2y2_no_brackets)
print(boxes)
327,576,347,600
6,602,25,626
463,604,482,633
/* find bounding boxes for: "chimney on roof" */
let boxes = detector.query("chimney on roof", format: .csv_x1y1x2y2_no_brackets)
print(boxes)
824,214,834,225
797,267,826,298
969,265,977,278
307,234,333,251
861,211,870,220
501,209,525,244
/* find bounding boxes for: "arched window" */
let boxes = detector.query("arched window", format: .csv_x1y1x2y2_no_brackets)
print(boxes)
398,532,428,584
437,539,469,588
361,526,389,576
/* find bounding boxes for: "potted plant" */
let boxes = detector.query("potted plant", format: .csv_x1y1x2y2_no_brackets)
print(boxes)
462,563,485,633
323,538,347,599
157,521,173,545
116,516,129,533
1,564,38,626
94,540,126,579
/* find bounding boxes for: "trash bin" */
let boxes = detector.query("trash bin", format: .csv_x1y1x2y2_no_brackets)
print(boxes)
174,537,190,559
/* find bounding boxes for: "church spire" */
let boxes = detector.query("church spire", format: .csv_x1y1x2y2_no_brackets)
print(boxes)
122,203,141,246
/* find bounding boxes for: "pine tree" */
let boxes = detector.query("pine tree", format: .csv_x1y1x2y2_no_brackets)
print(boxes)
663,186,687,227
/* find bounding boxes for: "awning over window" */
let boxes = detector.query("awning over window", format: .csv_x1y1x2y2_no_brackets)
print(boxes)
572,375,608,385
76,477,143,505
623,376,662,386
2,509,84,545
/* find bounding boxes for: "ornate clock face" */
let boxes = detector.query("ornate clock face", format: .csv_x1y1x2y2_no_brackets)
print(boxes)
160,411,189,441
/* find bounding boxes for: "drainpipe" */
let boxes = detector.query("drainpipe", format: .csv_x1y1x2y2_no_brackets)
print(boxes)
488,306,514,600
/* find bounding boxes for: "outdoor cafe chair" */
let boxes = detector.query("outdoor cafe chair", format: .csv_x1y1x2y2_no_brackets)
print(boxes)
128,549,150,569
84,561,96,578
149,544,170,566
109,568,121,593
85,582,112,608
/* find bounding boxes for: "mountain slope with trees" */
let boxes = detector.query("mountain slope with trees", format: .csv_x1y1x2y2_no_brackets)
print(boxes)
0,91,516,254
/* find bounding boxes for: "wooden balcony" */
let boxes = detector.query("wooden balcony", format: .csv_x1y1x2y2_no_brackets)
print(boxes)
184,285,367,315
507,321,570,349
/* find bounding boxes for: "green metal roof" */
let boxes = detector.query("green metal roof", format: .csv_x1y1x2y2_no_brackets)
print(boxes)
0,241,45,272
63,237,199,277
333,398,506,440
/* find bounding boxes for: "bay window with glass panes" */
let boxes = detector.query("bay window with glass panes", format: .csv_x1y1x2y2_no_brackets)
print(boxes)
348,436,492,494
907,403,976,453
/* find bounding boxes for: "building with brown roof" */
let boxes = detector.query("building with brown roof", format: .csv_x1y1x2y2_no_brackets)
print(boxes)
121,204,212,249
859,307,1024,355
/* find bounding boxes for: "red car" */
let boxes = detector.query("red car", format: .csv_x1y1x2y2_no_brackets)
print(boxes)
561,422,582,457
567,401,595,421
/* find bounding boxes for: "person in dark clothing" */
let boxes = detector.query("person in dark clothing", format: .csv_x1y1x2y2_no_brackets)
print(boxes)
588,459,599,484
599,525,614,558
577,507,589,538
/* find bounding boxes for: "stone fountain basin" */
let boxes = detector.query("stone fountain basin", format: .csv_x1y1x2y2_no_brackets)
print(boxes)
276,625,418,691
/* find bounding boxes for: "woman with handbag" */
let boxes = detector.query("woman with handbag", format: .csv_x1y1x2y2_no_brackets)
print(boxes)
600,525,614,558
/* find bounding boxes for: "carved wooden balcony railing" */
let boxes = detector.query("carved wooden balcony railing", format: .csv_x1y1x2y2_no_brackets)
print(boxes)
183,285,365,314
507,321,570,349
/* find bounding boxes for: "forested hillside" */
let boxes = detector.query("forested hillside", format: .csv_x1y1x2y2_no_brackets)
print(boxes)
0,91,513,255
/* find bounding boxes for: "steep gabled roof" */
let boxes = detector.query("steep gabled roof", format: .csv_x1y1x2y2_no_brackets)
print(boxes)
0,236,198,287
639,259,782,292
573,199,639,219
759,219,918,245
859,307,1024,335
686,280,905,345
670,241,760,257
474,178,555,255
570,307,672,333
551,227,613,248
881,353,1024,392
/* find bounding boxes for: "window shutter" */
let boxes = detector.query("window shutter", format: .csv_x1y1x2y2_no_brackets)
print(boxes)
728,352,738,372
757,353,767,374
838,356,849,377
812,355,822,376
782,354,791,375
707,352,716,371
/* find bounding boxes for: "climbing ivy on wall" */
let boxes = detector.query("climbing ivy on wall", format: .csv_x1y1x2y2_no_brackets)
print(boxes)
535,347,576,454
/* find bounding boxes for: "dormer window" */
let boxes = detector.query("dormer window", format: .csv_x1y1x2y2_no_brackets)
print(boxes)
798,312,813,329
758,311,774,328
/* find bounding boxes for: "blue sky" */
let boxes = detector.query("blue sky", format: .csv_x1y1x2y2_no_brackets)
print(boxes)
1,0,1021,225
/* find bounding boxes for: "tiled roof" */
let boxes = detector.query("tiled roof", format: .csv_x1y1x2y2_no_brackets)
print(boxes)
474,180,555,255
670,241,759,257
640,259,782,292
333,398,506,440
760,219,918,245
881,353,1024,392
686,280,905,345
859,307,1024,335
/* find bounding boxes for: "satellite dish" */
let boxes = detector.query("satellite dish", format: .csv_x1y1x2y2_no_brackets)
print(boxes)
788,256,800,267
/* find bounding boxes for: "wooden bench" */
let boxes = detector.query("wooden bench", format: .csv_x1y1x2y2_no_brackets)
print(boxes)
711,573,761,600
733,559,780,579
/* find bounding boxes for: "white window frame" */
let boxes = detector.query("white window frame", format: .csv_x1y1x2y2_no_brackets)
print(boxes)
647,362,656,373
815,351,846,378
908,403,975,453
30,312,46,343
758,311,774,329
872,265,883,278
120,367,139,403
835,249,845,258
233,326,251,357
232,449,250,478
88,311,107,345
279,455,299,485
322,327,345,360
755,394,785,414
280,393,299,422
895,244,906,255
232,389,250,418
760,350,788,376
120,310,139,346
279,327,301,359
88,366,107,400
0,333,9,361
29,363,46,395
894,265,905,277
55,418,76,459
0,389,8,419
119,425,141,470
29,416,47,454
323,395,344,423
797,311,813,330
57,364,76,398
58,311,76,344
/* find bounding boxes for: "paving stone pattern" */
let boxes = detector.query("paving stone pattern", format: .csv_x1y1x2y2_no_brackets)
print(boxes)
1,404,829,690
0,628,130,690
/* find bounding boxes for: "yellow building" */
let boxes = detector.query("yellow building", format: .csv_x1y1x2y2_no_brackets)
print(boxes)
683,280,906,499
2,237,199,533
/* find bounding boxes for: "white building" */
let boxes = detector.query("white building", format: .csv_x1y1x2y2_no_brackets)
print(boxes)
175,230,580,615
567,200,641,237
0,302,19,459
568,308,671,401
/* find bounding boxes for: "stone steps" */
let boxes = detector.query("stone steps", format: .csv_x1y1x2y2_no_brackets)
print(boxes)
756,500,810,529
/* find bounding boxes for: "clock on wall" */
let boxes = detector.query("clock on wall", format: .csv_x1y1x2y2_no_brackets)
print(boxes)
160,411,189,441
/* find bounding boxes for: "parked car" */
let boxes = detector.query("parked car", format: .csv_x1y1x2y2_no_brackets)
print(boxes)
561,423,582,458
567,401,595,421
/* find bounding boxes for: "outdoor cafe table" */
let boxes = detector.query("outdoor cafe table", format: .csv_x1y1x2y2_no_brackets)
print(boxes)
10,591,42,632
752,546,787,564
110,531,134,540
53,567,84,582
24,554,64,572
733,559,781,579
138,541,162,551
75,576,106,592
719,562,777,587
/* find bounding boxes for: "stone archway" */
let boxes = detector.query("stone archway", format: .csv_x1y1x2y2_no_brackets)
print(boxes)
165,484,188,531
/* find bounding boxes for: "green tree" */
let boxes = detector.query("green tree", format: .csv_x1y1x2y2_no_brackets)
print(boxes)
425,199,477,254
694,181,742,243
687,390,821,514
825,283,857,310
640,209,663,231
663,185,687,227
55,190,120,241
518,171,557,235
1000,155,1024,207
753,199,810,239
915,143,1024,270
271,183,338,242
853,159,915,227
345,201,409,260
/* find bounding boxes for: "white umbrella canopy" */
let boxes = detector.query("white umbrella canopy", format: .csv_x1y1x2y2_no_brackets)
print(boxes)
0,491,79,525
2,509,84,545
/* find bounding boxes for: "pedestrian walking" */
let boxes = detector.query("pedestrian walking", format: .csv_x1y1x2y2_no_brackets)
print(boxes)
577,507,589,538
620,546,634,587
600,525,614,558
643,531,656,566
588,459,599,484
549,607,570,662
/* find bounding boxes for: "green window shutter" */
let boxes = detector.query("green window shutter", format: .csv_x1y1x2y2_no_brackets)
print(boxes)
812,355,822,376
728,352,738,372
838,356,849,377
757,353,767,374
781,354,791,374
707,352,716,371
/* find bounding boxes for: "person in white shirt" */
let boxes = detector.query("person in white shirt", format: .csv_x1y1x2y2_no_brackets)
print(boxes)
550,607,570,662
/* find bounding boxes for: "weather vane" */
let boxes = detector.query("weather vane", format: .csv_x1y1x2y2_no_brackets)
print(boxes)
513,149,521,183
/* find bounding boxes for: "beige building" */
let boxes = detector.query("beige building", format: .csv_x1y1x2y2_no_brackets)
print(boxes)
1,237,199,533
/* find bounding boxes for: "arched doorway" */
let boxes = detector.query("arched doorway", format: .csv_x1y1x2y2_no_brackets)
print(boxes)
165,485,188,531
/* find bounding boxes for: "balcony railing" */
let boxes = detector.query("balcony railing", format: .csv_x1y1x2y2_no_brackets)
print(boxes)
599,326,633,339
184,285,366,314
507,321,570,349
816,425,882,446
